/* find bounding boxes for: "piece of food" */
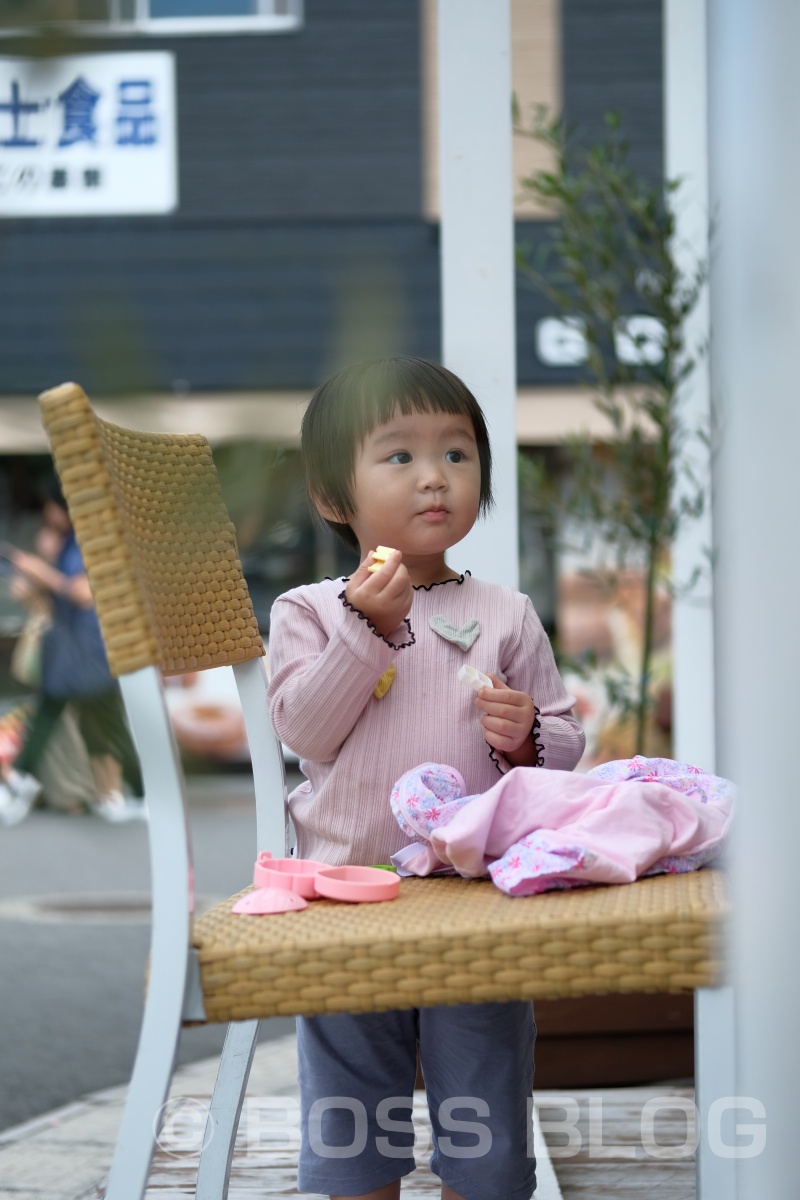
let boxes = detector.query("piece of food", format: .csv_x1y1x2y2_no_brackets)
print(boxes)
457,664,493,692
367,545,396,573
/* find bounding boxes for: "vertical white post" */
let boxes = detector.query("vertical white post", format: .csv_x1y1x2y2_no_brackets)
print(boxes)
664,0,716,771
709,1,800,1195
438,0,518,589
695,986,737,1199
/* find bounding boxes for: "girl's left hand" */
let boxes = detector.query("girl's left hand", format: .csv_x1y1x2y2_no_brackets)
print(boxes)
475,674,536,756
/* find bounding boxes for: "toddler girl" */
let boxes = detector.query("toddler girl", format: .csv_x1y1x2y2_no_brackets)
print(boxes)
267,357,584,1200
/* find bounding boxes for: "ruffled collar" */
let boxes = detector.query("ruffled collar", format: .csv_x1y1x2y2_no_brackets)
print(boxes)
327,570,471,591
413,570,470,592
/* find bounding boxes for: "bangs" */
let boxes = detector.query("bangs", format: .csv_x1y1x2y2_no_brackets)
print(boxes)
347,358,484,437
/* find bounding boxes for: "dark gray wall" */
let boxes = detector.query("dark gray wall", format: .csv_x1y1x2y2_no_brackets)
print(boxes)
154,1,421,220
188,10,419,219
562,0,663,181
0,219,441,394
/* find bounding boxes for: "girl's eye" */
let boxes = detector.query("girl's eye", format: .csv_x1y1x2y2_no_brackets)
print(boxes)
388,451,412,464
445,450,465,463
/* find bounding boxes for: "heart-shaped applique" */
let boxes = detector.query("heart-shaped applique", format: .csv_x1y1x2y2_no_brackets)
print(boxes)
428,615,480,651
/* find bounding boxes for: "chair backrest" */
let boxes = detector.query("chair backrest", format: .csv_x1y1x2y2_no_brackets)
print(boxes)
39,382,286,860
38,382,265,679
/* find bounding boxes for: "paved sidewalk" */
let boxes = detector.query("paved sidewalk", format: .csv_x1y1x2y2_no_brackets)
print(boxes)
0,1033,566,1200
0,1028,699,1199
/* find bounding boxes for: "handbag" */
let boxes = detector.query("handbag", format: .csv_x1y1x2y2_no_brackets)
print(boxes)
10,610,51,688
41,603,114,700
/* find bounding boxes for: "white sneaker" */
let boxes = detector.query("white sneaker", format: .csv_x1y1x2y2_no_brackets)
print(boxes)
90,791,147,824
0,773,41,827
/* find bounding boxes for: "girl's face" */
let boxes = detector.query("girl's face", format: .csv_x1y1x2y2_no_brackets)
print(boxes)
339,408,482,565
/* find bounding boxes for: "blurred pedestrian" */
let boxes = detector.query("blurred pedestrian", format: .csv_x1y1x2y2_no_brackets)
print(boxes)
0,480,144,826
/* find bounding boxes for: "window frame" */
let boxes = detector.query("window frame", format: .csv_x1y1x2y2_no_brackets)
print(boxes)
1,0,303,38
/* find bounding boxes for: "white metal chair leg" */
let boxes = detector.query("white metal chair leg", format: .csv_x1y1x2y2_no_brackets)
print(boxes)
105,668,194,1200
193,664,284,1198
233,657,287,858
695,985,737,1199
195,1019,261,1200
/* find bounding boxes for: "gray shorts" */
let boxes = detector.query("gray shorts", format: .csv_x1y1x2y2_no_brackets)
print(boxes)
296,1001,536,1200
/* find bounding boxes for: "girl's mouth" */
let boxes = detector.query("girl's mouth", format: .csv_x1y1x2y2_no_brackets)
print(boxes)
419,508,448,523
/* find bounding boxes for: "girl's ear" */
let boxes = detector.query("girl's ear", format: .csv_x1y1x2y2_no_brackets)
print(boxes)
310,491,344,523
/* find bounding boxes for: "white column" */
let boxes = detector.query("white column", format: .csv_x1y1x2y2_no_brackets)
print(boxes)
438,0,518,589
709,1,800,1195
695,986,737,1199
663,0,716,771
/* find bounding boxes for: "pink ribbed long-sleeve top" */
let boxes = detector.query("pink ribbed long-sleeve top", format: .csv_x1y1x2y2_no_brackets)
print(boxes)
267,573,585,866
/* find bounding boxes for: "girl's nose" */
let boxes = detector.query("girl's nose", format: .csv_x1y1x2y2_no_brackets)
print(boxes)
418,462,447,490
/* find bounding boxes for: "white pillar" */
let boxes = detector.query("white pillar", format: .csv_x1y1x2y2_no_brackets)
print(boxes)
709,1,800,1194
663,0,716,771
438,0,518,589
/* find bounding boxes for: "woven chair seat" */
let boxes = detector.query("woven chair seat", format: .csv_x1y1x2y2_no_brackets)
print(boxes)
192,868,728,1023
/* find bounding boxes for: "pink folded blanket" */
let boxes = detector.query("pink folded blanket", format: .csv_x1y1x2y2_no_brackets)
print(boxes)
389,757,734,895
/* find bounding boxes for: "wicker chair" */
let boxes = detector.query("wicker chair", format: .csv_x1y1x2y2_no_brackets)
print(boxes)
39,382,732,1200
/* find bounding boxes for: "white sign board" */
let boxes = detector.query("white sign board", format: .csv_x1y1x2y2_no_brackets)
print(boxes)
0,52,177,217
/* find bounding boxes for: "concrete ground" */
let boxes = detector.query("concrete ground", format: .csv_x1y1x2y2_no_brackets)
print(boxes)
0,772,298,1133
0,1032,573,1200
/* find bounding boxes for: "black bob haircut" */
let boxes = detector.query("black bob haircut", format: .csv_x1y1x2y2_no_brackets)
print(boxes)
301,357,494,551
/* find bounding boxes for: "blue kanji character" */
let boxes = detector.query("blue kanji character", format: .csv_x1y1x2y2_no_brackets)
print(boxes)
57,76,100,147
0,81,45,148
116,80,157,146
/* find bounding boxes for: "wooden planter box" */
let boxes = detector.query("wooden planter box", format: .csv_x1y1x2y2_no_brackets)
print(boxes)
533,993,695,1088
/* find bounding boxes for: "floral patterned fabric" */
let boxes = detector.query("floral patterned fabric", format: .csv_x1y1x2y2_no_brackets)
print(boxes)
390,757,735,895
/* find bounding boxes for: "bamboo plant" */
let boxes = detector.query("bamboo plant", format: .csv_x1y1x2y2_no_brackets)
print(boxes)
516,110,706,755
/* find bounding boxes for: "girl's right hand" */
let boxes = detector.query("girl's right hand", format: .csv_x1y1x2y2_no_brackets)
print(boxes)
344,549,413,639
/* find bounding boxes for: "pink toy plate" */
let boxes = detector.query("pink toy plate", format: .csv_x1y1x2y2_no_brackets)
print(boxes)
232,888,308,915
314,865,401,904
253,853,328,899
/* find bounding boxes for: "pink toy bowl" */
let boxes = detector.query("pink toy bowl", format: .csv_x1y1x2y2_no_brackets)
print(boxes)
232,888,308,915
253,853,328,899
314,865,401,904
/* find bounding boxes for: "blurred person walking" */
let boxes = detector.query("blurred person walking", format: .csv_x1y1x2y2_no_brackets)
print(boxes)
0,481,144,826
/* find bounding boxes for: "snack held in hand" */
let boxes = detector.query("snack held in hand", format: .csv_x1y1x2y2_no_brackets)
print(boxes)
367,545,395,573
457,663,493,692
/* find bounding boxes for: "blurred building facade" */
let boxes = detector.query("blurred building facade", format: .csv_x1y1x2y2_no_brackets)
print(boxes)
0,0,664,643
0,0,662,419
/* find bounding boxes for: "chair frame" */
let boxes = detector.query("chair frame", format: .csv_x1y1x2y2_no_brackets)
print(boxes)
111,666,736,1200
105,660,286,1200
